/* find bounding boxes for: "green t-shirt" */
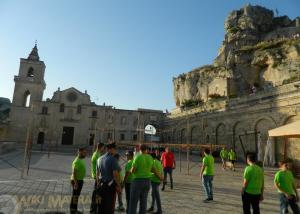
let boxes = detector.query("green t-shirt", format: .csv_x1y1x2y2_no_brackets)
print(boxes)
220,150,228,159
228,151,236,160
203,154,214,176
150,159,163,183
274,170,296,196
91,151,101,179
244,164,264,195
71,157,86,180
132,153,153,179
125,160,134,183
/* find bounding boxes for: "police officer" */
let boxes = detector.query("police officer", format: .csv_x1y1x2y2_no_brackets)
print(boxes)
96,142,121,214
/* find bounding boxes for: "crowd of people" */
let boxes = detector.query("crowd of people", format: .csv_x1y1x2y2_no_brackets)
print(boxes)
69,143,299,214
70,143,175,214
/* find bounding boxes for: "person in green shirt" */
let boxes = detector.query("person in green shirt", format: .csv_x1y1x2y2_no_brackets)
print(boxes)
274,160,299,214
220,147,228,170
90,143,105,214
148,153,163,214
70,147,87,214
129,144,163,214
124,150,134,212
228,149,236,171
241,153,264,214
200,148,215,202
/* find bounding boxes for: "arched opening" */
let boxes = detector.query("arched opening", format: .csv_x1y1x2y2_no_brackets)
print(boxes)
37,132,45,144
60,103,65,112
172,129,177,143
191,126,201,144
89,133,95,145
23,91,31,107
42,106,48,114
216,123,226,145
77,105,82,114
254,118,276,162
233,122,247,161
180,129,186,144
27,67,34,77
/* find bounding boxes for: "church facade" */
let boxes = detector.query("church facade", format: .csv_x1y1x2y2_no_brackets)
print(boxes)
4,45,164,147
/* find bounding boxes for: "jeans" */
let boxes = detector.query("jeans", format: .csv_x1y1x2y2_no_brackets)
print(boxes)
151,182,162,214
90,179,97,213
117,189,124,208
279,193,300,214
202,175,213,199
242,192,261,214
128,179,151,214
125,183,131,211
70,180,83,214
163,167,173,188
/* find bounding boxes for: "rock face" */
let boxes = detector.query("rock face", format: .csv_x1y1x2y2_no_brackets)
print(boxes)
174,4,300,107
0,98,11,121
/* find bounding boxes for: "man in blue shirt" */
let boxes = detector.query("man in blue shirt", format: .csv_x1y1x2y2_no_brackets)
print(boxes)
96,142,121,214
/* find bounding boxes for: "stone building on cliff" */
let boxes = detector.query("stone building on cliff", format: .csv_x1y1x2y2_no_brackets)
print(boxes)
163,5,300,172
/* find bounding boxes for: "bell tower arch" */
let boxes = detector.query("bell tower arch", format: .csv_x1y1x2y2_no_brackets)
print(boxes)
12,43,46,107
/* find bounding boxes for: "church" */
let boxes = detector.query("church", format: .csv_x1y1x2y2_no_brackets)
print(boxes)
4,44,164,146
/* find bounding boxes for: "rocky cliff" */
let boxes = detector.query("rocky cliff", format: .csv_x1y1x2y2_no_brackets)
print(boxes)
174,4,300,107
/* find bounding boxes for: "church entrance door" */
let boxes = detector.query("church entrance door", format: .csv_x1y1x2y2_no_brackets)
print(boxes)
62,126,74,145
37,132,45,144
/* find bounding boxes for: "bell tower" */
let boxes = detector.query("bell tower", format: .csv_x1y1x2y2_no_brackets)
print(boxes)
12,43,46,107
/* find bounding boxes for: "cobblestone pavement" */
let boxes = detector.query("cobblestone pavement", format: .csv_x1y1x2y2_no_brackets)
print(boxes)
0,149,287,213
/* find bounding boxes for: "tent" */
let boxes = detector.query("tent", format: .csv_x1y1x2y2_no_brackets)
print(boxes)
268,120,300,138
268,120,300,159
268,120,300,186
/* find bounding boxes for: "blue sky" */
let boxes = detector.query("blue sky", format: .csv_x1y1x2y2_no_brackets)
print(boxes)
0,0,299,111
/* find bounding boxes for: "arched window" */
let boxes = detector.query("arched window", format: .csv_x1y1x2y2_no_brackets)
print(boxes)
27,67,34,77
23,91,31,107
42,106,48,114
77,105,82,114
92,110,97,117
60,103,65,112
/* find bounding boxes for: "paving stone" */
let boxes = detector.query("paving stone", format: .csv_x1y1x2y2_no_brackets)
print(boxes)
0,150,289,213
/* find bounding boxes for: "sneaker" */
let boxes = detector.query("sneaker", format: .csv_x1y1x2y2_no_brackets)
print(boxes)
161,186,165,191
208,198,213,201
203,198,211,203
147,207,154,212
118,206,125,211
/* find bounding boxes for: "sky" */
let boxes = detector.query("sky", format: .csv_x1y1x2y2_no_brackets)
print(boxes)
0,0,299,111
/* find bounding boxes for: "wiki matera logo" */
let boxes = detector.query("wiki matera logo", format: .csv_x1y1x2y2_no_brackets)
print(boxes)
0,195,19,214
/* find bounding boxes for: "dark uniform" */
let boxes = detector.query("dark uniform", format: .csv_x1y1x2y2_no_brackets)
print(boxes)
96,152,120,214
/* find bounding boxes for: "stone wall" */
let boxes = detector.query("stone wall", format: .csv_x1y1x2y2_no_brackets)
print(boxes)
164,81,300,164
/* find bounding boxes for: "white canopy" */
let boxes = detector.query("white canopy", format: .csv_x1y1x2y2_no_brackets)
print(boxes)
268,120,300,138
